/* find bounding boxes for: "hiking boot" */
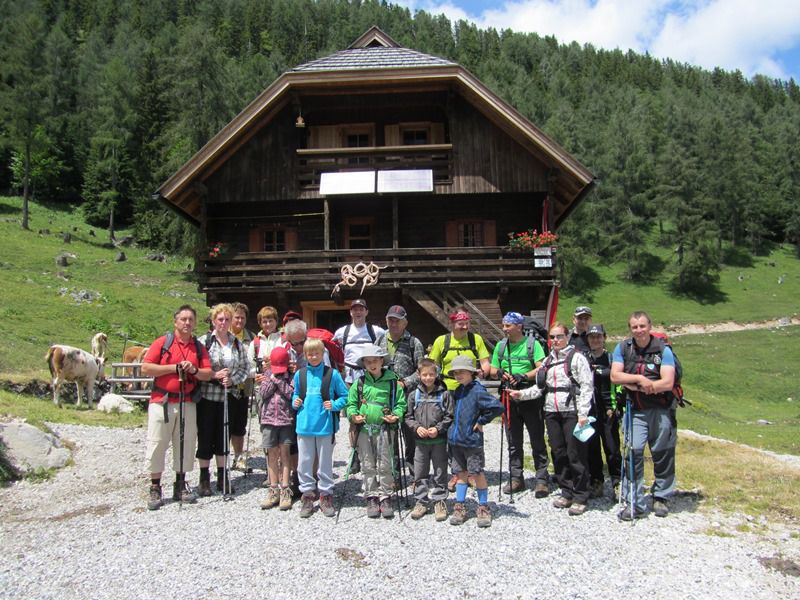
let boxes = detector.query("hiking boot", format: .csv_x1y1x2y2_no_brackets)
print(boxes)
261,487,279,510
147,484,163,511
299,493,315,518
380,498,395,519
590,480,605,499
447,474,458,492
449,502,467,526
612,481,620,500
476,504,492,528
568,503,587,516
502,478,525,495
534,481,550,498
434,500,448,522
366,497,381,518
653,499,669,518
279,487,293,511
411,502,429,520
197,478,213,497
552,496,573,509
618,505,645,521
172,481,197,504
319,493,335,517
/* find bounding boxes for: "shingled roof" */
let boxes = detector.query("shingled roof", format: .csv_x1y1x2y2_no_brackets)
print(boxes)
292,46,455,72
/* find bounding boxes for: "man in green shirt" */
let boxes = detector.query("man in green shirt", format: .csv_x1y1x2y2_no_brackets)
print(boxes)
490,311,550,497
428,308,491,392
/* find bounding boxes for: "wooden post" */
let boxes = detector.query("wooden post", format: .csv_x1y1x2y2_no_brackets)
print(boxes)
392,196,399,249
324,198,330,250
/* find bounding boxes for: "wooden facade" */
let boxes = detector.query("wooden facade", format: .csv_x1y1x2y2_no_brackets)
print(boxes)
156,28,595,346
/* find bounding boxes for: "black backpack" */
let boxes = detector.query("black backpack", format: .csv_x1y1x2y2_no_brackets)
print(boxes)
441,332,479,360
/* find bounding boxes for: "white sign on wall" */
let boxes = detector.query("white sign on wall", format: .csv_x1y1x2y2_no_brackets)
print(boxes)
320,171,376,195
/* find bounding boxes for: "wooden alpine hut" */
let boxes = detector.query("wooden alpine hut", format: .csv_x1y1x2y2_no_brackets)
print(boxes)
155,27,595,344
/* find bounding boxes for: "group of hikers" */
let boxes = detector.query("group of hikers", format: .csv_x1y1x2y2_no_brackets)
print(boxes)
142,299,678,526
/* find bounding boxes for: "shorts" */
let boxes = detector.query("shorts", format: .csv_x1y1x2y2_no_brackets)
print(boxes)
228,393,248,437
449,445,485,475
260,424,296,449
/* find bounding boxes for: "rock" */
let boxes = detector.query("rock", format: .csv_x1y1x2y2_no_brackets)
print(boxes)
778,317,790,326
55,254,69,267
55,271,69,281
38,228,50,235
96,393,135,414
115,252,126,262
62,232,71,244
756,419,772,425
145,253,166,262
115,236,134,247
0,420,71,473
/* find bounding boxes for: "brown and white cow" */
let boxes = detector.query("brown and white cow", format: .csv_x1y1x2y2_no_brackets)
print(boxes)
121,345,148,389
45,333,107,408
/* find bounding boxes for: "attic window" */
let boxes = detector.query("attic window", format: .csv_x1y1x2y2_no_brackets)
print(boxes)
402,128,428,146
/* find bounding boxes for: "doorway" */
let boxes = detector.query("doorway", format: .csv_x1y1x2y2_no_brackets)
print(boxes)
301,300,350,331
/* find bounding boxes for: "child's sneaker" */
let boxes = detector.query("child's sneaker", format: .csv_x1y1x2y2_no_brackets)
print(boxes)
434,500,448,522
450,502,467,525
299,493,315,518
380,498,395,519
476,504,492,528
411,502,428,520
319,493,335,517
366,497,381,518
260,487,279,510
279,487,293,511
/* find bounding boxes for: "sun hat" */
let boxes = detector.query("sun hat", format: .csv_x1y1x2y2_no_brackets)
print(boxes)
355,343,388,369
447,354,480,377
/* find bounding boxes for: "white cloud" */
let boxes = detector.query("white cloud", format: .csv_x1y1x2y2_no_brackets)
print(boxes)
394,0,800,80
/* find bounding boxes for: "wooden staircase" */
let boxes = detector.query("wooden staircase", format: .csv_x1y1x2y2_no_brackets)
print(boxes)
407,289,504,347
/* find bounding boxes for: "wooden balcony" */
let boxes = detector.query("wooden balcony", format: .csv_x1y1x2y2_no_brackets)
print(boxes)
296,144,453,189
200,246,557,294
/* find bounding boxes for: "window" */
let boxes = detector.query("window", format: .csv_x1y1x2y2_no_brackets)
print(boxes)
402,128,428,145
343,126,373,166
263,229,286,252
344,218,374,249
460,222,483,247
445,220,496,248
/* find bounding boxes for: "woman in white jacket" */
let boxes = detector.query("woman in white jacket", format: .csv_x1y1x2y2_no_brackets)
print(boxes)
510,322,594,515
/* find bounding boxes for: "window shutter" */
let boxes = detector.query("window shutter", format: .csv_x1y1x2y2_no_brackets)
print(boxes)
483,220,496,246
285,228,298,251
249,228,262,252
445,221,458,247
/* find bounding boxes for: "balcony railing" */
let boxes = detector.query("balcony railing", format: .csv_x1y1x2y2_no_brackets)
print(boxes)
296,144,453,189
200,246,557,294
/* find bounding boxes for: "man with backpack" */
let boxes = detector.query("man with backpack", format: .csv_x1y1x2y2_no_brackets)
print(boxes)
428,308,491,392
489,312,550,497
569,306,592,353
333,298,385,385
140,305,212,510
610,311,677,520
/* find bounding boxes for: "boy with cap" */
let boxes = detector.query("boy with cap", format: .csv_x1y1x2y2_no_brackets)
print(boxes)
490,311,549,497
346,344,407,518
447,355,504,527
333,298,385,385
569,306,593,352
258,346,296,510
586,324,622,497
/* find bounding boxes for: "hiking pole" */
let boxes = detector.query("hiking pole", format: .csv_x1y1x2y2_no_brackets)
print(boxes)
178,365,186,509
223,383,233,502
397,425,410,508
498,387,505,500
244,360,262,480
625,395,635,525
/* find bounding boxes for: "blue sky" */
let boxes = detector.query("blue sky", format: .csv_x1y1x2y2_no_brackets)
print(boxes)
396,0,800,82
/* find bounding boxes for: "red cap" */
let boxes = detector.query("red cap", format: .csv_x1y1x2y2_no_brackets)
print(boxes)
282,310,302,326
269,346,290,374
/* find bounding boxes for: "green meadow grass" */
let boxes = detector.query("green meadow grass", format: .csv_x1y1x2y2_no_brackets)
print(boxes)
0,196,206,377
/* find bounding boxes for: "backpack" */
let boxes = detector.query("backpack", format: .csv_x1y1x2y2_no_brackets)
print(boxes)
441,332,479,361
156,332,205,403
496,335,540,369
522,316,549,350
540,347,580,407
621,333,687,407
308,327,345,369
414,388,444,411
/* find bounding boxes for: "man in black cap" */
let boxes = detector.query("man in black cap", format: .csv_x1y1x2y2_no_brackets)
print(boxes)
333,298,385,385
569,306,592,352
378,304,425,476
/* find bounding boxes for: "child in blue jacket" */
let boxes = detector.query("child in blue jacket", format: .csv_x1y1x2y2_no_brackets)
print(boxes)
292,338,348,518
447,355,503,527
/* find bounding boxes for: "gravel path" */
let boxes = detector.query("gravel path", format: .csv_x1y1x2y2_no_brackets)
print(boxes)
1,420,798,600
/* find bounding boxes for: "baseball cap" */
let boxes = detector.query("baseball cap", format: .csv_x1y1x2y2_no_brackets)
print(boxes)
281,310,302,325
269,346,290,374
385,305,407,320
350,298,368,309
574,306,592,317
587,324,606,336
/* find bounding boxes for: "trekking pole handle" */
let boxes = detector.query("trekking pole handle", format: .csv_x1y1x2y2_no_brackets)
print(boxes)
177,364,185,382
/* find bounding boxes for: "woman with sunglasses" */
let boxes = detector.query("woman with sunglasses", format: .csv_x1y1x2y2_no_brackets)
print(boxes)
509,322,594,515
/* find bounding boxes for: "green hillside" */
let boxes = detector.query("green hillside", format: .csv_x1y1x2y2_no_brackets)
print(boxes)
0,196,205,378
